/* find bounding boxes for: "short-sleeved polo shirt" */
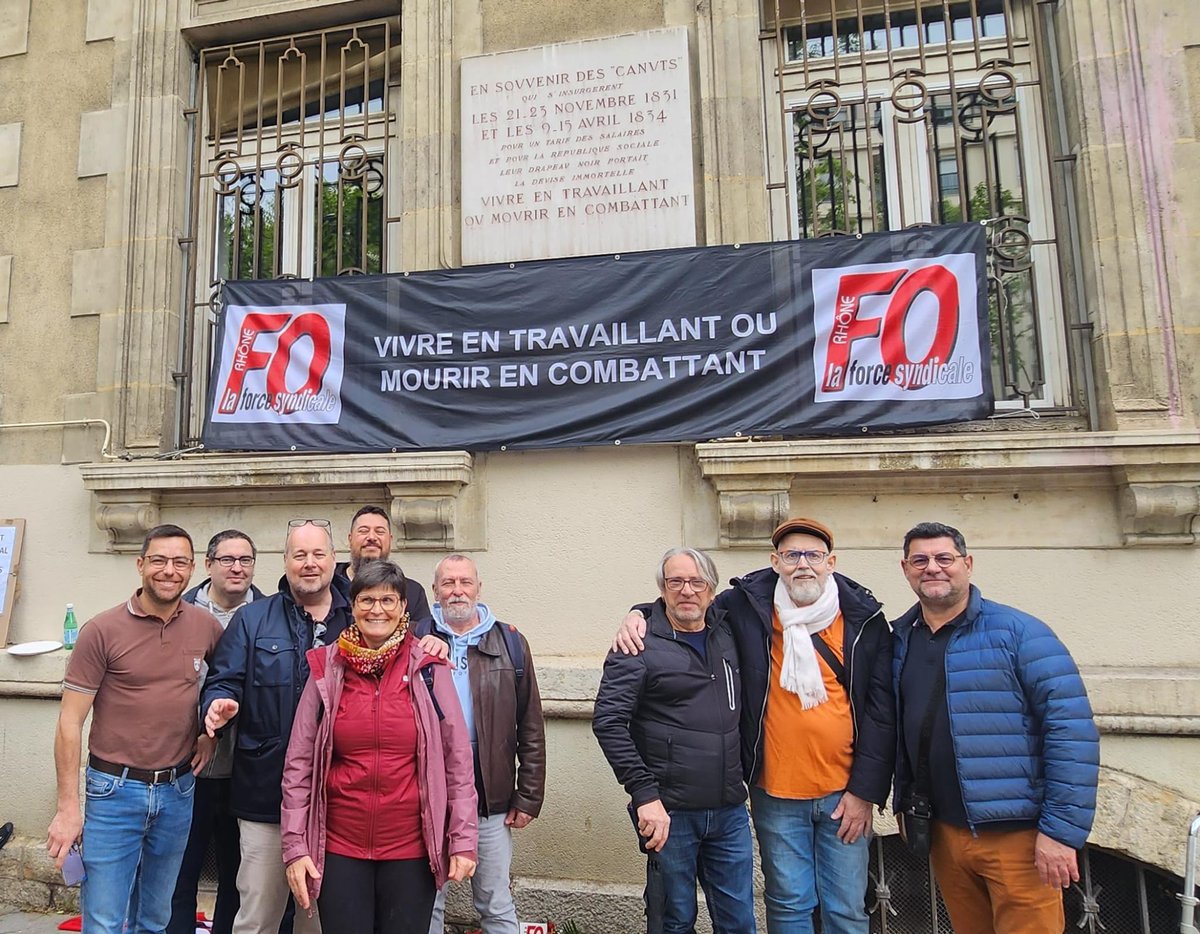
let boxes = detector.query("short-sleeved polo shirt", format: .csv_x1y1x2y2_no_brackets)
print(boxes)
64,591,223,770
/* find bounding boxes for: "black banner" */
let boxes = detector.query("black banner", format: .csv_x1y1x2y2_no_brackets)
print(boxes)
202,225,991,452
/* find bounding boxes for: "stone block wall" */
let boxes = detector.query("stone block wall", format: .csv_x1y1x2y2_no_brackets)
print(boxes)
0,835,79,914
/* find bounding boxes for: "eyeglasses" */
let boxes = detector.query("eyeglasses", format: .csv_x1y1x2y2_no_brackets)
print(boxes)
775,549,829,567
213,555,256,568
288,518,332,530
354,594,402,611
144,555,194,570
905,553,964,570
663,577,711,593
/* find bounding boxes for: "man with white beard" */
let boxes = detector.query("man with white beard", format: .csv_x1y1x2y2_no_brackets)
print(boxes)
417,555,545,934
614,519,895,934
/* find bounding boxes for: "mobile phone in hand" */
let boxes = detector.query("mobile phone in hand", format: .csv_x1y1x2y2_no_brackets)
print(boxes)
62,845,86,886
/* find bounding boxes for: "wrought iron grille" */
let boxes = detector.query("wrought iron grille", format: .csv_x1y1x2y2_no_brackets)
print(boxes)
760,0,1075,409
179,20,400,444
867,836,1184,933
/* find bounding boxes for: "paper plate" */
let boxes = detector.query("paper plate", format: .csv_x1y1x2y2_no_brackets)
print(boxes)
7,640,64,656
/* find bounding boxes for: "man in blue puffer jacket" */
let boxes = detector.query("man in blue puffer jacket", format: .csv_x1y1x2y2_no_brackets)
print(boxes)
892,521,1099,934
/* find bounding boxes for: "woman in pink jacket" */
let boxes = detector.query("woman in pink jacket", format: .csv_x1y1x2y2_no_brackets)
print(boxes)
281,560,478,934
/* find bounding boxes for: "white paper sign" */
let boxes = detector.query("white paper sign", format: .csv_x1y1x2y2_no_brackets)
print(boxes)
461,28,696,264
810,253,983,402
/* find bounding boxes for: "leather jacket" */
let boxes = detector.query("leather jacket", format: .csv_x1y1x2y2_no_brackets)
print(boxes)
413,617,547,818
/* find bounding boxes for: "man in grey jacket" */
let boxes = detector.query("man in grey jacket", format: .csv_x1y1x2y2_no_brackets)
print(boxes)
170,530,265,934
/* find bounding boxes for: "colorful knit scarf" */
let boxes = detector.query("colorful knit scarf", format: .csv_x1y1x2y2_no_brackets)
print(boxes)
337,617,409,676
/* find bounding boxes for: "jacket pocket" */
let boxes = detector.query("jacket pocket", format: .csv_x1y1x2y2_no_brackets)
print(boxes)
722,659,737,712
252,638,294,686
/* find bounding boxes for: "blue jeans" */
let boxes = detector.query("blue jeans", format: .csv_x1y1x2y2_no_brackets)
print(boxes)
749,786,869,934
646,803,756,934
81,765,197,934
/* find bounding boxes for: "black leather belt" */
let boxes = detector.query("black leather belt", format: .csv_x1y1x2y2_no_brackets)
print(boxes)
88,754,191,785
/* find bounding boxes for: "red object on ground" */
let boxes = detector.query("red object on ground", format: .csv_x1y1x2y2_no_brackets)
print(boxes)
58,911,211,931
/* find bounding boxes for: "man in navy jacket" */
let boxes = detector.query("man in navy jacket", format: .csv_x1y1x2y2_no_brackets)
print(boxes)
202,519,351,934
893,521,1099,934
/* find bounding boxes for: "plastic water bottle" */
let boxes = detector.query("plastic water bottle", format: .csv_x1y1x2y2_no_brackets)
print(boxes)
63,604,78,650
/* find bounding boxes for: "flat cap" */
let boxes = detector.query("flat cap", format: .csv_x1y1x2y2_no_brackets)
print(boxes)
770,517,834,551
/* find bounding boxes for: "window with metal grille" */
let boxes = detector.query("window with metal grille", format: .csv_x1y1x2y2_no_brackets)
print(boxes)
868,836,1185,933
760,0,1078,410
179,20,400,444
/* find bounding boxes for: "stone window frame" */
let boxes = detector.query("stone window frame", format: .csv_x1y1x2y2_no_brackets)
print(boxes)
180,18,402,445
760,0,1080,412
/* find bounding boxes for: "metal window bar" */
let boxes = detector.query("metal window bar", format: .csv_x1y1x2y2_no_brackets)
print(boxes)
866,836,1186,933
177,20,399,446
761,0,1084,411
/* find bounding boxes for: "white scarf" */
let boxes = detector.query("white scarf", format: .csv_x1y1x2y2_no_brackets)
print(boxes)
775,575,840,709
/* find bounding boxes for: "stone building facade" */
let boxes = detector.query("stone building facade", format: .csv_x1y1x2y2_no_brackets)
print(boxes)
0,0,1198,928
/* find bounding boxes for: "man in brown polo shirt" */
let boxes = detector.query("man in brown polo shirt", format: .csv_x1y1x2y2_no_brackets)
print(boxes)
47,523,223,934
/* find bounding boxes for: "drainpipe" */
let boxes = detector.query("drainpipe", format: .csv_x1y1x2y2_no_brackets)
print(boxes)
1180,813,1200,934
0,419,117,459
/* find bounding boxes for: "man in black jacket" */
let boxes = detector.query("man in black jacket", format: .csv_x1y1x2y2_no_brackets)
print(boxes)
332,504,431,619
615,519,894,934
594,548,756,934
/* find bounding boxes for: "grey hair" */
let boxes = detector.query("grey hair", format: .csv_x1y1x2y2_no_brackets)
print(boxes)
655,547,719,593
433,553,479,585
284,521,335,554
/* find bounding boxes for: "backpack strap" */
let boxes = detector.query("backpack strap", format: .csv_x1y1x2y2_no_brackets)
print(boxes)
420,666,445,721
810,632,848,691
499,622,525,684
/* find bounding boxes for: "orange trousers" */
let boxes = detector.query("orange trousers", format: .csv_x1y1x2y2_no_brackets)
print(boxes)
929,822,1065,934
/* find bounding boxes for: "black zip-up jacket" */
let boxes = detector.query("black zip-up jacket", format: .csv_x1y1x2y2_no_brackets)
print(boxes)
719,567,895,806
593,600,745,811
333,562,431,621
201,574,352,822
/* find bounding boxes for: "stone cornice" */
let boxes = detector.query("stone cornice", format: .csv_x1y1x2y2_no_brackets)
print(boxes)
78,452,481,553
696,430,1200,547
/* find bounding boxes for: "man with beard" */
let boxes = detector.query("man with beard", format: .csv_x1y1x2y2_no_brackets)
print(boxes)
332,505,430,620
48,525,222,933
202,519,352,934
614,519,894,934
892,522,1098,934
419,554,545,934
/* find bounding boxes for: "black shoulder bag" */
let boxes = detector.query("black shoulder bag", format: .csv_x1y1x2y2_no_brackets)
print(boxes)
902,660,947,859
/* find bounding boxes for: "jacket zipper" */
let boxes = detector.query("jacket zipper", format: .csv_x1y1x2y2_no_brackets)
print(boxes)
749,617,770,781
722,658,736,711
846,608,882,743
941,623,977,835
410,666,442,875
370,675,381,856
